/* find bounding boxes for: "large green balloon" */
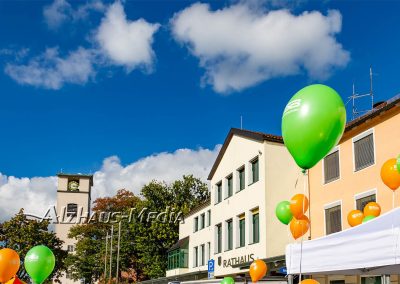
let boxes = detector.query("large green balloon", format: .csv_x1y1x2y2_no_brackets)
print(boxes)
220,277,235,284
24,245,55,284
397,155,400,174
275,201,293,225
362,215,375,223
282,84,346,170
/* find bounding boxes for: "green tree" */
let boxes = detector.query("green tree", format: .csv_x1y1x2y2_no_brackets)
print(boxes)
65,189,142,283
133,175,209,279
0,209,67,283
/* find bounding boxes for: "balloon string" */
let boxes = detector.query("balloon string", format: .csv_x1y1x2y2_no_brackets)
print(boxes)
299,235,304,282
393,191,396,209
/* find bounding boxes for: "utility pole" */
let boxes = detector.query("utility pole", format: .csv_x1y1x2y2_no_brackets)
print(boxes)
109,225,114,282
104,232,109,283
116,221,122,283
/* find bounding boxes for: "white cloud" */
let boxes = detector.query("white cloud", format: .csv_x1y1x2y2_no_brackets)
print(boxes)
0,146,220,221
0,174,57,221
95,2,160,70
5,2,159,89
171,3,350,93
43,0,105,30
5,47,95,90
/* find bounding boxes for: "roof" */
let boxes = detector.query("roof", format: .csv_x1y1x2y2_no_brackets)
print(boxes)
184,198,211,218
343,94,400,136
207,128,283,180
167,236,189,252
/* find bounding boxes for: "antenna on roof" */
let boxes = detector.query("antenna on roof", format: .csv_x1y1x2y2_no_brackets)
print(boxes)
346,66,375,120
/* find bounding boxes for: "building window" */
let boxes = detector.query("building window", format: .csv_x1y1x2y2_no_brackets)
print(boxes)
330,281,345,284
207,210,211,227
238,166,245,191
324,149,340,183
226,219,233,251
354,131,375,171
194,217,199,232
207,242,211,261
66,203,78,217
200,244,205,266
167,249,188,270
216,182,222,204
325,204,342,235
226,174,233,198
67,245,75,252
250,157,259,184
193,246,198,267
200,213,205,230
215,224,222,254
356,194,376,212
361,276,382,284
252,209,260,244
239,214,245,247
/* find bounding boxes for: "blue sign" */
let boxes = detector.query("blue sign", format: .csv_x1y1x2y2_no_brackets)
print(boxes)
278,267,287,274
208,259,215,272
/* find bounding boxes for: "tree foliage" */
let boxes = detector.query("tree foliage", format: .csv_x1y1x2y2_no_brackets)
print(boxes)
0,209,67,283
67,175,209,282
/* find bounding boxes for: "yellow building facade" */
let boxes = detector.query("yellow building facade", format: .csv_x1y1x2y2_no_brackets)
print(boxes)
308,96,400,284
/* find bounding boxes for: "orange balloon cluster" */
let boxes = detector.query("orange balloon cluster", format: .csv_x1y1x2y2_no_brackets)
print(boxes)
0,248,20,283
249,259,268,283
347,202,381,227
289,194,310,239
381,158,400,191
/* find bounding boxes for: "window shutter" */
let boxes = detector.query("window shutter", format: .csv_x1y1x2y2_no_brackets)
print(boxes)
325,205,342,235
354,134,375,171
324,150,340,183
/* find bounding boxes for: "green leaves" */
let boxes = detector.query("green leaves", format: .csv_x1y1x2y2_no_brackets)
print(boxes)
65,175,209,282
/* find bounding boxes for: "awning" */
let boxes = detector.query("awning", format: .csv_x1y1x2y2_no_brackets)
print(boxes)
168,236,189,252
286,208,400,275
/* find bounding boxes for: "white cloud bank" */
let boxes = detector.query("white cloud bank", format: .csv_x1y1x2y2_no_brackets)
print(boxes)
0,146,220,221
171,3,350,93
5,2,159,89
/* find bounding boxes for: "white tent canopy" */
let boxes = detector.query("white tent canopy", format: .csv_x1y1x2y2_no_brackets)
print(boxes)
286,208,400,275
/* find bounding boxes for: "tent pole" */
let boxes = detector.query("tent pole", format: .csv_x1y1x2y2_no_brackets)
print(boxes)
288,275,293,284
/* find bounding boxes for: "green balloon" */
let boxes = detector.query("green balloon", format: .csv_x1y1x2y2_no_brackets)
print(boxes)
397,155,400,174
276,201,293,225
362,215,376,223
220,277,235,284
282,84,346,170
24,245,55,284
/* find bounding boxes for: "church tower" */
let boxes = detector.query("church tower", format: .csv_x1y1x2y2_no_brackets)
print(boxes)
55,173,93,284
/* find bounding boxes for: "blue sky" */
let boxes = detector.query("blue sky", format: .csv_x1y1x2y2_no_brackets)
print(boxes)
1,0,400,180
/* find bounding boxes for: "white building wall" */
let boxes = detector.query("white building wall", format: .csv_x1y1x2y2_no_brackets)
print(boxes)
166,132,300,279
210,135,267,277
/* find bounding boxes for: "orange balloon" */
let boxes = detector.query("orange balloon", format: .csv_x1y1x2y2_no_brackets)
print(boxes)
363,202,381,217
381,158,400,190
347,210,364,227
249,259,268,283
301,279,320,284
0,248,20,283
289,215,310,239
290,194,309,218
